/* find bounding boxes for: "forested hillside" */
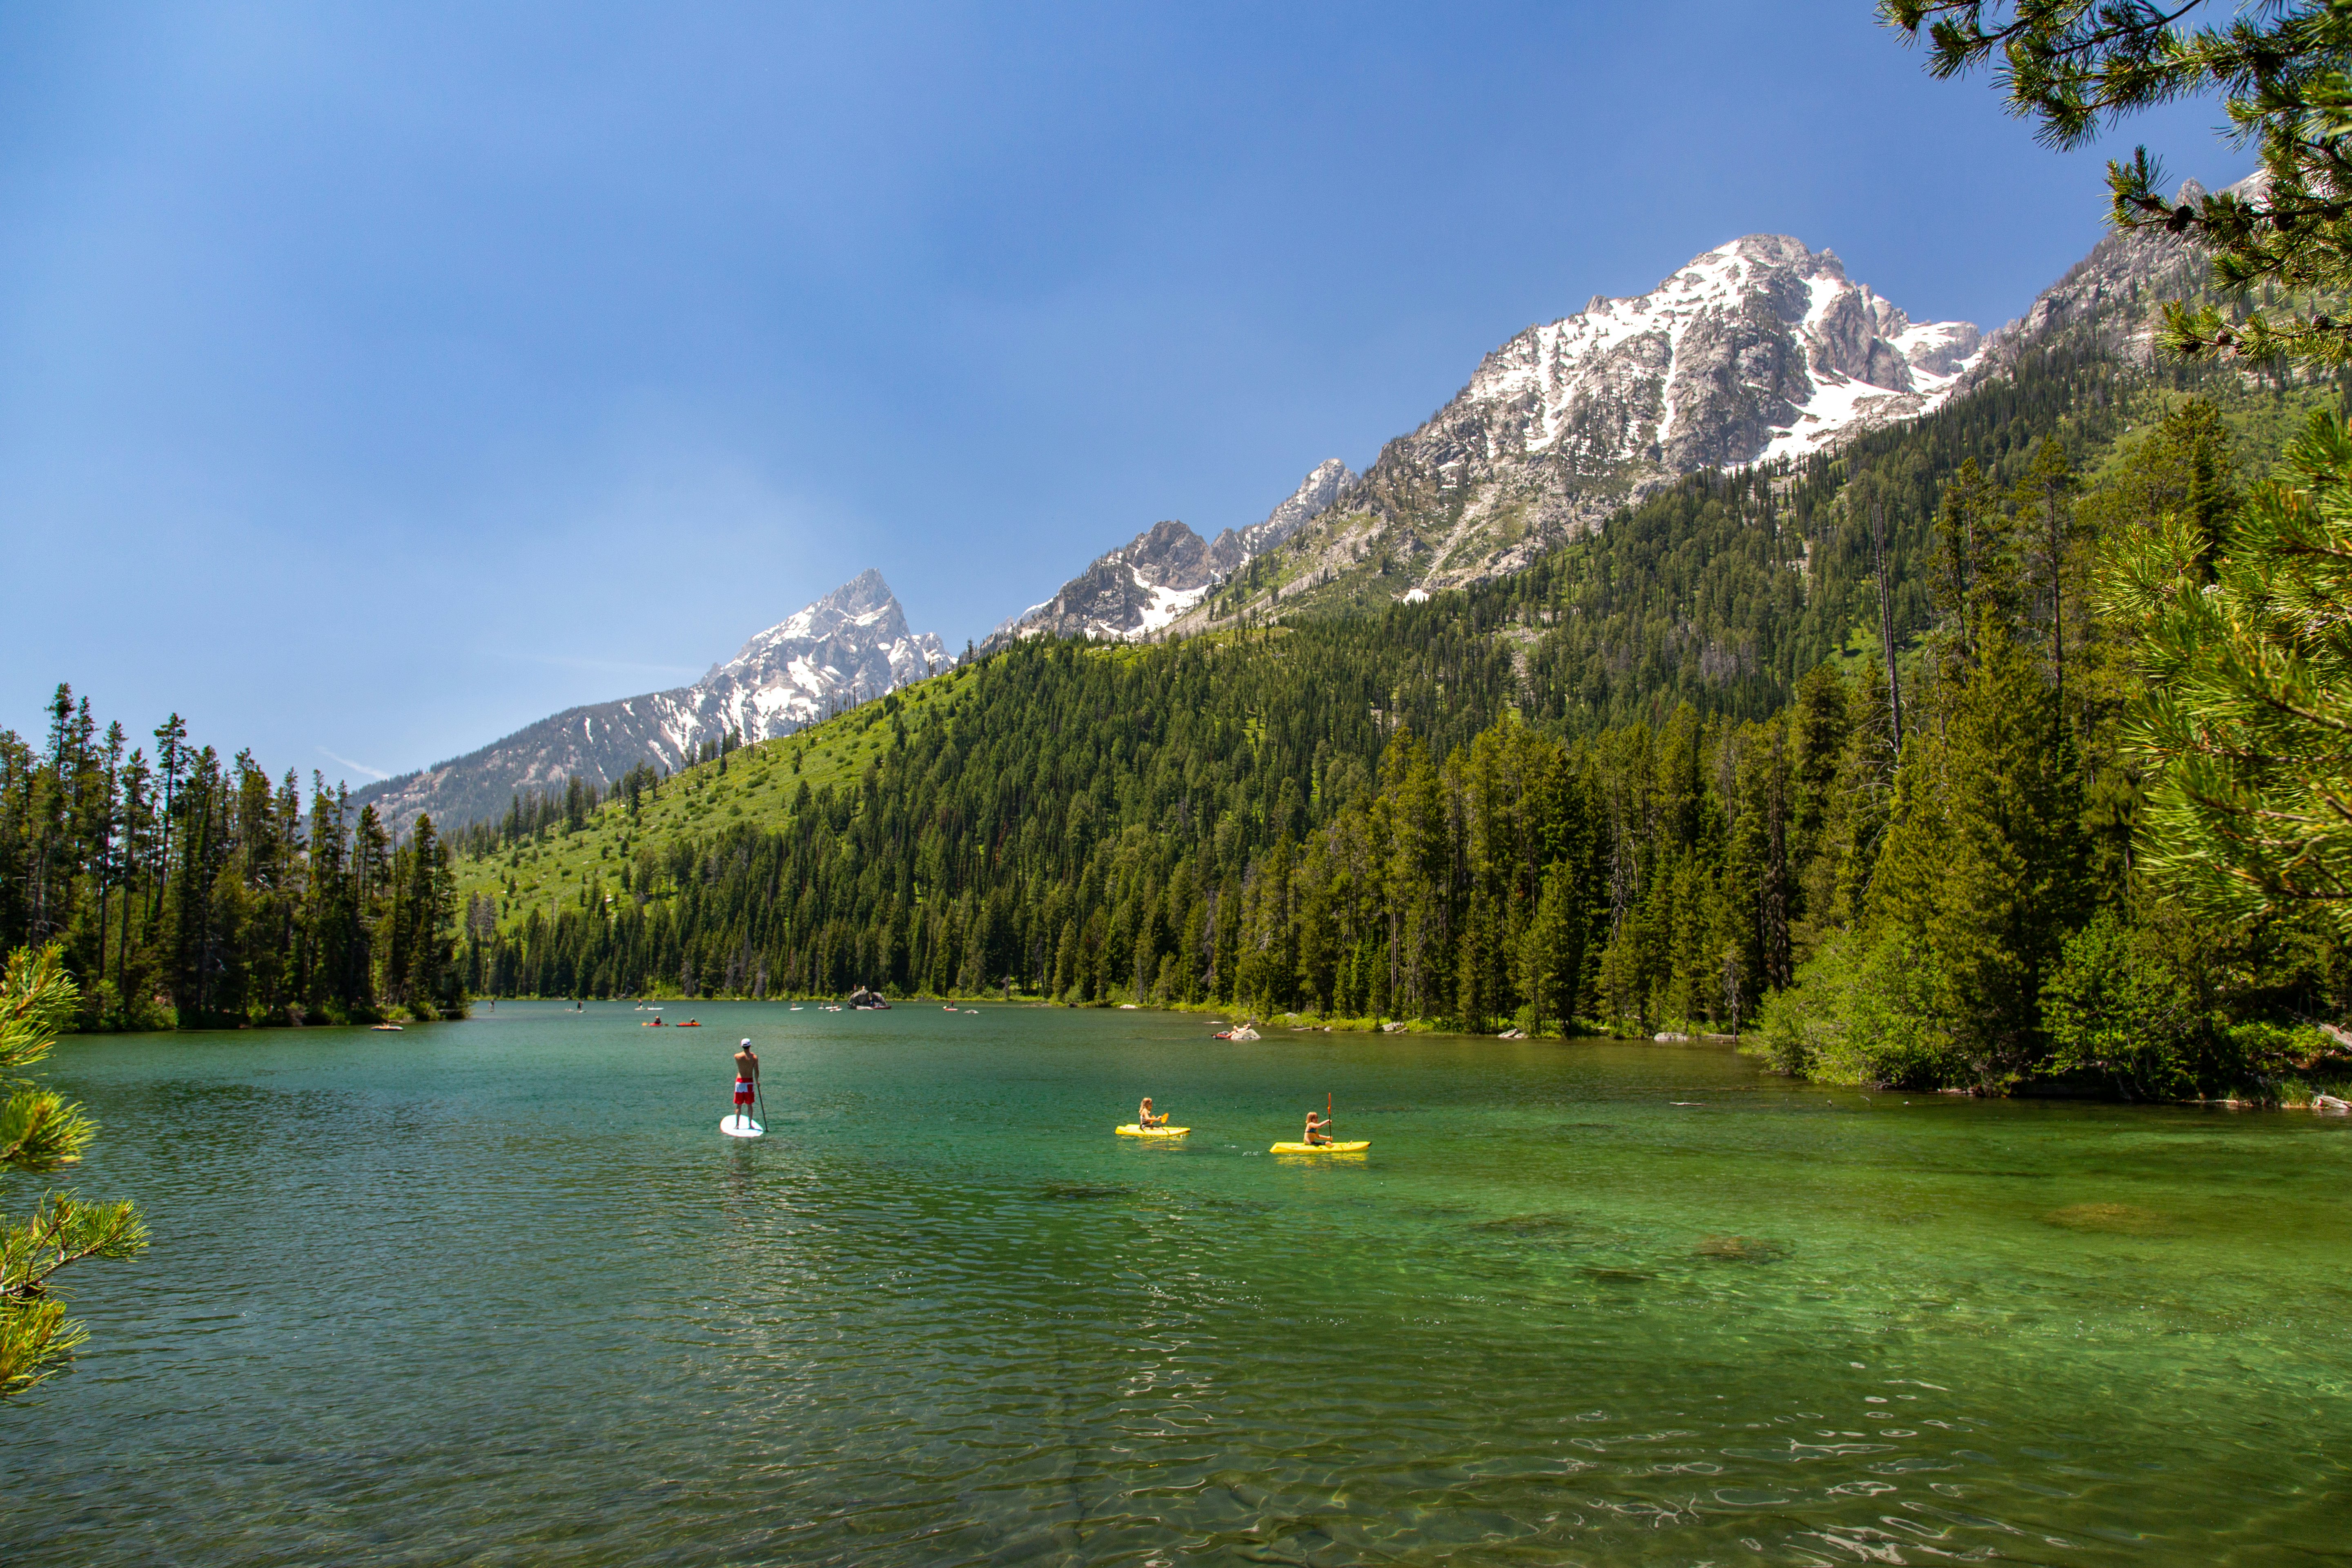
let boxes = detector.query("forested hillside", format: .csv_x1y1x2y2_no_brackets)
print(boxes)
15,165,2350,1083
12,300,2341,1087
0,690,463,1028
450,324,2349,1094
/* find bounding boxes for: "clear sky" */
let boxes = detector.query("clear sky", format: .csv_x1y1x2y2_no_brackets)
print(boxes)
0,2,2240,784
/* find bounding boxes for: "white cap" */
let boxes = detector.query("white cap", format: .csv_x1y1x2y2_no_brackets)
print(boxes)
739,1038,751,1047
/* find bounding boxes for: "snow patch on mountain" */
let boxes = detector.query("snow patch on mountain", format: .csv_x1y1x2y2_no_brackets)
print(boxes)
984,460,1359,648
1462,236,1982,474
353,570,945,833
1191,234,1982,621
1132,570,1211,637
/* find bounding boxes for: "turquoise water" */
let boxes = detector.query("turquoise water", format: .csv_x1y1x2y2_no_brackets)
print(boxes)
6,1001,2349,1565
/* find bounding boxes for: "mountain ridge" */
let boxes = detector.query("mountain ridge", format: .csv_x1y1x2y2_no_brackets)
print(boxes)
1168,233,1987,630
355,570,943,833
981,459,1357,650
362,197,2246,836
450,187,2336,981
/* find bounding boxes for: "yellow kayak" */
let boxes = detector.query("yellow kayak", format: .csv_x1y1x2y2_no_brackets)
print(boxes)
1116,1123,1190,1138
1270,1140,1369,1154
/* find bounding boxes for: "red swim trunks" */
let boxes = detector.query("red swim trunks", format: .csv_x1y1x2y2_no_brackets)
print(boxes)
733,1078,754,1105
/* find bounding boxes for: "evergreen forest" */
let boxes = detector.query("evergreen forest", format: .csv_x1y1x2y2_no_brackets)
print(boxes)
19,3,2352,1107
445,333,2351,1099
0,689,464,1028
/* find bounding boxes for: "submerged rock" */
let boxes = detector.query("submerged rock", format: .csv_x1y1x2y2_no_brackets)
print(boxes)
1038,1184,1133,1203
2041,1202,2170,1236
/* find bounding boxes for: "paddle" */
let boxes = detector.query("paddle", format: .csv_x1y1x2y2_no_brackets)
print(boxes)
756,1075,768,1134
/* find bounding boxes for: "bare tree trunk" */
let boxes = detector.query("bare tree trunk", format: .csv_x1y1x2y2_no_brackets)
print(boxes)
1871,500,1904,742
1763,724,1791,991
2045,476,2066,753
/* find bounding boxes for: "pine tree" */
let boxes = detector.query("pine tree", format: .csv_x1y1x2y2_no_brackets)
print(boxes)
1888,0,2352,364
1866,619,2087,1087
0,944,146,1397
149,713,186,935
2103,411,2352,929
1519,860,1584,1036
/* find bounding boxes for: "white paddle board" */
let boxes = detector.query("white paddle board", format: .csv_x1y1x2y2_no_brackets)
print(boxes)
720,1114,764,1138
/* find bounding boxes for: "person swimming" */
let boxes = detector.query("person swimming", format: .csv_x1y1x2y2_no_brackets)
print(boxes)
1137,1096,1168,1130
1301,1108,1332,1146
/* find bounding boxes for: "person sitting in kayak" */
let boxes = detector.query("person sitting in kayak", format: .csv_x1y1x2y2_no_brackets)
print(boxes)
1137,1096,1169,1130
733,1038,759,1119
1302,1109,1333,1146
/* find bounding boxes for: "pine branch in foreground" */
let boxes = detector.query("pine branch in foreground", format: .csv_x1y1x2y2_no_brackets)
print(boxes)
0,944,146,1400
2106,410,2352,929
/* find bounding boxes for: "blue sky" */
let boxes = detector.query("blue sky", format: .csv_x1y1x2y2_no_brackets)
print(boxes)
1,2,2240,783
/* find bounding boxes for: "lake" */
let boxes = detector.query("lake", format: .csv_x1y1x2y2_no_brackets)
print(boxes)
6,1001,2348,1565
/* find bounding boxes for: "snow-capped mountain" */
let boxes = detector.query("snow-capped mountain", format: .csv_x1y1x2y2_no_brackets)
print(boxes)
1212,458,1357,560
690,568,947,735
1003,227,1985,642
355,571,944,832
1174,235,1984,624
984,460,1358,648
351,213,2204,835
1474,235,1980,472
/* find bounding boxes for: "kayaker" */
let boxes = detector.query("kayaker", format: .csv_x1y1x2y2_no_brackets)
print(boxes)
732,1038,759,1120
1301,1108,1332,1146
1138,1096,1168,1130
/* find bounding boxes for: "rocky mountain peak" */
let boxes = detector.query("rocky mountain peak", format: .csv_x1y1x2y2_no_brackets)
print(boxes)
1174,234,1982,625
985,460,1358,649
811,566,903,625
1209,457,1359,566
716,567,913,679
1961,177,2227,383
354,570,944,833
695,570,943,732
1469,233,1982,474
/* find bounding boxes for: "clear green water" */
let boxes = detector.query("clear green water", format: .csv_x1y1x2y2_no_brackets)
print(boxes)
7,1002,2350,1566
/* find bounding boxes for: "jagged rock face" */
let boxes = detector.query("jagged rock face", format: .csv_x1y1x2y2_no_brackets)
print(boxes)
693,568,947,737
987,461,1359,647
1216,235,1981,618
355,570,944,832
1208,458,1357,565
1466,235,1983,472
997,519,1221,644
1963,179,2216,384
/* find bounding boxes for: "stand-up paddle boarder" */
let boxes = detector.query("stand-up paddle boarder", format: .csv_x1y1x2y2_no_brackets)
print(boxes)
732,1038,760,1130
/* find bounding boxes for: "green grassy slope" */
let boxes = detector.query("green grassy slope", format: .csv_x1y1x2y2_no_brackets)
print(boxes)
454,661,991,928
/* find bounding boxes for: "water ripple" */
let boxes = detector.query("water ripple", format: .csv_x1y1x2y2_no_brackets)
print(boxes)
7,1003,2349,1564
